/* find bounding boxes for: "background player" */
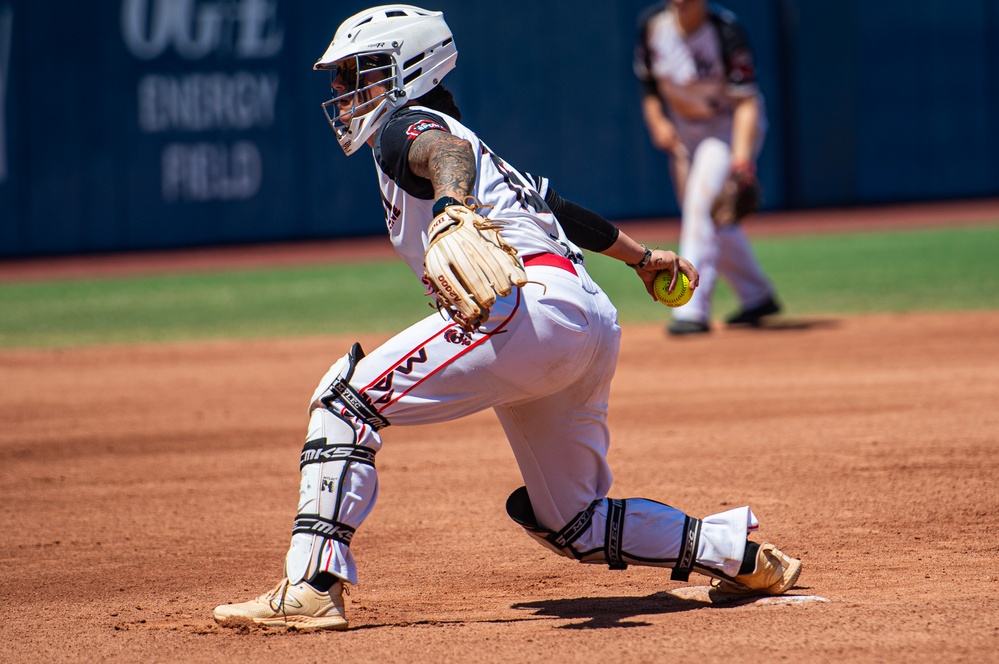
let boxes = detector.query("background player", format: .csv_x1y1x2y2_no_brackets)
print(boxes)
635,0,781,335
212,4,801,631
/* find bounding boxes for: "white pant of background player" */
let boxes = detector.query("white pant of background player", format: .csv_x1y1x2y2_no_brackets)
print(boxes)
669,110,775,325
286,260,758,588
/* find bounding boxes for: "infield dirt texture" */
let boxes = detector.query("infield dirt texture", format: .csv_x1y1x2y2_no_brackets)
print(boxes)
2,203,998,662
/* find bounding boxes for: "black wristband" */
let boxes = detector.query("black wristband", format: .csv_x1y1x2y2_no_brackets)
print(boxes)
432,196,462,216
626,244,652,269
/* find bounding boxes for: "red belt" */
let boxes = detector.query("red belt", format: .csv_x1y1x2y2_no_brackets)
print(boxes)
522,252,578,276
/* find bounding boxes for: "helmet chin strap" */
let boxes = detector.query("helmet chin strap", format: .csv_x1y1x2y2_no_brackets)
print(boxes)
336,96,392,155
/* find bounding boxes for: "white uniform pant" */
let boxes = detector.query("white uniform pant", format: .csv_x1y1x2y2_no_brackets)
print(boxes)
671,111,775,324
289,262,756,584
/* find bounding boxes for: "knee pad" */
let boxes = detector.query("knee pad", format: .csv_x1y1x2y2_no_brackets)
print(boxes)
309,342,390,431
505,486,612,566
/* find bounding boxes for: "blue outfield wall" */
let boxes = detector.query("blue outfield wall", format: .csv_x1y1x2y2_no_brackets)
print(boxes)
1,0,997,258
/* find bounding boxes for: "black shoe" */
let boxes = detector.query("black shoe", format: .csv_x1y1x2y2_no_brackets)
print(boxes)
726,295,781,327
667,319,710,336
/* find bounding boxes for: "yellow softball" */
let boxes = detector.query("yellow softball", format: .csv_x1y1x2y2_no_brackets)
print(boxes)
653,271,693,308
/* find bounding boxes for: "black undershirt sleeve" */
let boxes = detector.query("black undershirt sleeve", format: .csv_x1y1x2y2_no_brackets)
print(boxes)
372,109,450,199
544,187,620,253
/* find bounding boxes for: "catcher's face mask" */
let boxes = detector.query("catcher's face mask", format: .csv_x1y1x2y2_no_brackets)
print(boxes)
315,6,457,155
322,53,395,153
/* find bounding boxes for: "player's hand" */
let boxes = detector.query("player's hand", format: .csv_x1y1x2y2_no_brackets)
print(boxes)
649,120,681,154
633,249,699,300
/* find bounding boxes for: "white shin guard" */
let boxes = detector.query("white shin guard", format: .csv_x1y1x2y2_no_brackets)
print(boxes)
285,402,380,586
506,487,757,582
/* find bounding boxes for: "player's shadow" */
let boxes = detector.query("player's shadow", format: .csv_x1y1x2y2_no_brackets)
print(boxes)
727,316,840,332
509,590,757,629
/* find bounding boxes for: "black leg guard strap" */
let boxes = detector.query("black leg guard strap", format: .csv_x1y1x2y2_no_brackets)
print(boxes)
552,500,599,550
605,499,628,570
670,515,702,581
300,437,376,470
318,343,391,431
506,486,599,558
321,378,390,431
292,515,356,546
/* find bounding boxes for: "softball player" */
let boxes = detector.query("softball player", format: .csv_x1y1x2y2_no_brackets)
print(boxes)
636,0,781,335
213,4,801,631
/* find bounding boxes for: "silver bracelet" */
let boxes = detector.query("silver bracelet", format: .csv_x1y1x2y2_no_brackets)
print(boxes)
627,244,652,269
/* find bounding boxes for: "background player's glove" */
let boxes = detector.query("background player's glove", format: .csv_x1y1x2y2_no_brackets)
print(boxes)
711,164,761,227
424,200,528,332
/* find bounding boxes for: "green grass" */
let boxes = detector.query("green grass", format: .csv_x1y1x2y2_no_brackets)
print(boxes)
586,224,999,322
0,264,432,348
1,225,997,349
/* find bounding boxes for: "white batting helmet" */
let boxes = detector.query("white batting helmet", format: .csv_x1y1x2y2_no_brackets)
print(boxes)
315,5,458,155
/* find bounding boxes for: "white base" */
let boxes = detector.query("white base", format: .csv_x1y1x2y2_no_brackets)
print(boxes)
668,585,829,606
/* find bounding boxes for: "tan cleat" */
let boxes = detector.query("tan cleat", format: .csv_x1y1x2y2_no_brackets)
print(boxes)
213,578,348,631
711,542,802,595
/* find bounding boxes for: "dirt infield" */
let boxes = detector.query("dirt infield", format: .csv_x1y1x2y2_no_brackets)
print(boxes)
2,311,998,662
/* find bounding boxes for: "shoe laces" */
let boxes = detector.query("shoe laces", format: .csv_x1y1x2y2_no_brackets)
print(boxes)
265,578,293,617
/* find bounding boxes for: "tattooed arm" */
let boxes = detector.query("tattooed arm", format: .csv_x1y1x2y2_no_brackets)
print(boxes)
413,128,525,330
408,130,477,201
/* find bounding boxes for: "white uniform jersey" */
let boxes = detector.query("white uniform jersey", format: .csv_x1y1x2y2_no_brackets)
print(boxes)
371,106,584,280
635,2,760,123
